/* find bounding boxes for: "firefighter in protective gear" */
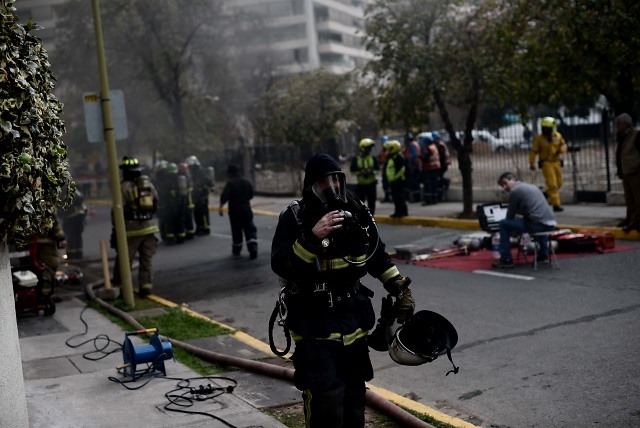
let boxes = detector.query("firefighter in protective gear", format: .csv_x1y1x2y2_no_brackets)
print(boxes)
385,140,408,218
433,132,452,202
59,189,87,260
271,153,414,428
420,136,441,205
186,155,214,235
529,117,568,212
112,156,160,297
218,163,258,258
349,138,380,215
178,162,195,239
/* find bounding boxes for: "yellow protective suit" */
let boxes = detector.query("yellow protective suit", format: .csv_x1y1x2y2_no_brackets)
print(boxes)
529,131,567,207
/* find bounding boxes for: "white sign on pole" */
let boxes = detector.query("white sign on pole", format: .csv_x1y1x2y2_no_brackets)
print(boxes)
82,89,129,143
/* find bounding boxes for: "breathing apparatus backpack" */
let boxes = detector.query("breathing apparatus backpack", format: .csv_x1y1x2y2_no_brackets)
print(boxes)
126,175,155,220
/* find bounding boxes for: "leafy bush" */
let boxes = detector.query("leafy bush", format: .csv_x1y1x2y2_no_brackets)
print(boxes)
0,0,74,247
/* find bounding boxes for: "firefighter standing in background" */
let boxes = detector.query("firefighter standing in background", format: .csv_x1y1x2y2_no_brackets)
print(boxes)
420,135,441,205
165,163,186,244
218,163,258,259
153,160,171,242
112,157,159,297
37,216,66,272
529,116,568,212
433,132,451,202
186,155,214,235
403,132,422,202
349,138,380,215
178,162,196,239
385,140,408,218
59,189,87,260
271,153,414,427
378,135,392,203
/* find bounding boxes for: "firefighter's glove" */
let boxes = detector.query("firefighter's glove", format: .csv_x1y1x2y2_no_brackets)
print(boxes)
383,275,412,297
379,294,394,322
383,276,415,323
393,288,415,323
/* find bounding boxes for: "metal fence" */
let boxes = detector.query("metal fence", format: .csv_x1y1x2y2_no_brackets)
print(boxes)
445,113,623,202
249,112,625,202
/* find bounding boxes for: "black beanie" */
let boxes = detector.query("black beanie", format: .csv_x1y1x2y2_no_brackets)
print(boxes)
303,153,341,189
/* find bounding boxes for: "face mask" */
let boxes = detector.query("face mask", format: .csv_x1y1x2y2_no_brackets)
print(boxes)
311,173,346,208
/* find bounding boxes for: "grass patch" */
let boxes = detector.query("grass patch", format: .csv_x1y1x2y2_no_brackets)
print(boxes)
136,307,231,341
88,301,233,375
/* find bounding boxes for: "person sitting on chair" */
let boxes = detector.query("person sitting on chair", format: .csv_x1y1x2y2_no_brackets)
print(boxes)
492,172,557,269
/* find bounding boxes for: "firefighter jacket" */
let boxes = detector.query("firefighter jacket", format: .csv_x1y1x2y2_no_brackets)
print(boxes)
120,179,160,237
385,152,406,183
529,131,567,167
191,166,214,201
220,176,254,214
421,144,441,171
350,153,379,185
271,192,401,343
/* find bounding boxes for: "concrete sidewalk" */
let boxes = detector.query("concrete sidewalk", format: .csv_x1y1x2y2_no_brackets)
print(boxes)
18,283,289,428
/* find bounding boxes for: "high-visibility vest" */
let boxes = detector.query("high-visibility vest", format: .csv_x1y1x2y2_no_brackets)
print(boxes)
422,144,441,171
355,155,377,185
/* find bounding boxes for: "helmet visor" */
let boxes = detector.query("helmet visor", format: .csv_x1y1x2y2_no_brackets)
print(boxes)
311,172,346,206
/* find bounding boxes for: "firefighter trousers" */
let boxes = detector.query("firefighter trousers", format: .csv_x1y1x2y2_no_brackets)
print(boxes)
541,161,563,207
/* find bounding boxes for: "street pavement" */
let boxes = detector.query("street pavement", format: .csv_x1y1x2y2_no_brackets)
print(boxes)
16,194,638,428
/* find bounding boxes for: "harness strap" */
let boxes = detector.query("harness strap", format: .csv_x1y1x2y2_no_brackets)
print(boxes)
445,346,460,376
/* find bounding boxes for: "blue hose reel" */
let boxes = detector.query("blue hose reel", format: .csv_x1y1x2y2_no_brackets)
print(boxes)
122,328,173,380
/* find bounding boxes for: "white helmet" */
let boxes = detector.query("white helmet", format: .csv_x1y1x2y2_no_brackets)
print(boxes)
185,155,200,167
387,310,459,374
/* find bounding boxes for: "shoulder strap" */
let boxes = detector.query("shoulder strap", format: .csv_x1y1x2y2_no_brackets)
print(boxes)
289,200,304,226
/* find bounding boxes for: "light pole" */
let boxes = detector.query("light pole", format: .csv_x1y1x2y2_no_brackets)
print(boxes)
91,0,135,307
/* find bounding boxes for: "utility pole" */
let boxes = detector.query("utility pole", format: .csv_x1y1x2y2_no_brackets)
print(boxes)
91,0,135,307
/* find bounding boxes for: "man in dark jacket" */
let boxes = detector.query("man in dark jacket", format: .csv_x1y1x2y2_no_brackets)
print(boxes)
271,153,414,427
218,164,257,259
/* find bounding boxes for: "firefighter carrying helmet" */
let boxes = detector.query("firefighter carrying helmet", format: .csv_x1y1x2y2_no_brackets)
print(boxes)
359,138,375,150
387,310,459,373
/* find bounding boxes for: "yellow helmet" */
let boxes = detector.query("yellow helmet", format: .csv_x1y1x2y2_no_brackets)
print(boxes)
359,138,375,150
385,140,402,155
541,117,555,128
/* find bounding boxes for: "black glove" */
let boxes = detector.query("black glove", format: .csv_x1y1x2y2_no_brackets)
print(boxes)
379,294,394,321
383,276,415,323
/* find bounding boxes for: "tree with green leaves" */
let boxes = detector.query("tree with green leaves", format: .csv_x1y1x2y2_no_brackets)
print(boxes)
364,0,511,215
494,0,640,122
52,0,240,161
1,0,74,247
1,2,73,423
252,70,355,160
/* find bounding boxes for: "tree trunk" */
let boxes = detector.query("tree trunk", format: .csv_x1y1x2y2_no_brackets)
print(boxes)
433,88,475,217
0,244,29,427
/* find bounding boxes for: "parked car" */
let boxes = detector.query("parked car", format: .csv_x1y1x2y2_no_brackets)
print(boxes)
455,130,517,152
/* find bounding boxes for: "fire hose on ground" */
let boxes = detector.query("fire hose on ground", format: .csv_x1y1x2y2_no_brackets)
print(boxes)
84,278,435,428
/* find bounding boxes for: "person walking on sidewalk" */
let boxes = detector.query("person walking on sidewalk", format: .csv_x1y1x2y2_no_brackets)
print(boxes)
614,113,640,233
218,164,258,259
492,172,557,269
271,153,414,427
385,140,408,218
350,138,380,215
112,157,159,296
529,116,568,212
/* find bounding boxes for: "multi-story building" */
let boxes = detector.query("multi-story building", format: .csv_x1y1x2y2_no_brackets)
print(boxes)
226,0,372,75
